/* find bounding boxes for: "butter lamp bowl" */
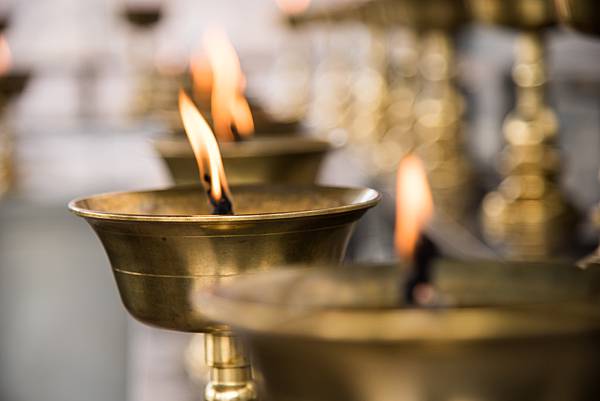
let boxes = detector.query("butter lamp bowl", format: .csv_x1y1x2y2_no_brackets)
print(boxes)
199,261,600,401
68,184,380,332
154,136,332,185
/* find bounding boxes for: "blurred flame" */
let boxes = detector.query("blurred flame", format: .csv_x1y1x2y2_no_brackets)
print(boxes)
395,155,434,261
190,51,213,99
275,0,311,15
178,89,230,202
199,29,254,141
0,36,11,76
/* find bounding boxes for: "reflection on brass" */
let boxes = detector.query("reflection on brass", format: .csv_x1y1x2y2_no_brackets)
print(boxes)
480,28,572,258
154,136,332,185
200,262,600,401
69,184,379,401
556,0,600,37
204,330,256,401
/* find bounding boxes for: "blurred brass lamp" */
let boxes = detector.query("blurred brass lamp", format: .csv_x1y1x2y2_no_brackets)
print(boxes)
154,135,332,186
470,0,572,258
68,184,379,401
199,261,600,401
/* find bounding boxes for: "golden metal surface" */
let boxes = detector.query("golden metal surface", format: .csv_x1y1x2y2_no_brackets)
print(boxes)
68,184,379,330
154,136,332,185
200,261,600,401
556,0,600,37
468,0,556,29
69,184,379,401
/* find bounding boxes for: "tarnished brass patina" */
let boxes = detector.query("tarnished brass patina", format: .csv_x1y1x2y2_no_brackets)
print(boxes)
154,136,332,185
69,184,379,401
200,261,600,401
555,0,600,37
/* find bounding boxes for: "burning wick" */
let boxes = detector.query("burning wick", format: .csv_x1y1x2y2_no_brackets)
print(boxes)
178,89,234,215
191,29,254,143
395,155,439,306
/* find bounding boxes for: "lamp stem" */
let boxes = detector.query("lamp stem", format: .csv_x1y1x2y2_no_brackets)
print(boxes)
481,31,571,258
204,330,257,401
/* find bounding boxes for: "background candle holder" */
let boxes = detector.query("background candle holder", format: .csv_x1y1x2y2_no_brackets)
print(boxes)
154,135,332,186
69,184,379,401
199,261,600,401
555,0,600,268
469,0,574,259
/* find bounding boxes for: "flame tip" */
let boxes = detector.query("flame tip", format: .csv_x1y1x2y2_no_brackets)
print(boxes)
190,29,254,142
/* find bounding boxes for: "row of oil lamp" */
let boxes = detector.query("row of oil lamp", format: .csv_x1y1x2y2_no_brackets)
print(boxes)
124,0,600,260
66,1,600,401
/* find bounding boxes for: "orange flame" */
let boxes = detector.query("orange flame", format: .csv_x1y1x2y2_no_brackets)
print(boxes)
0,36,11,76
178,89,230,202
395,155,434,261
275,0,311,15
201,29,254,141
190,51,213,100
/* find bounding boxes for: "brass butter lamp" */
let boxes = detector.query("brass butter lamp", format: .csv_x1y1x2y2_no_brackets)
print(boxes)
154,135,332,186
469,0,573,258
69,91,380,401
69,185,379,401
199,261,600,401
154,32,321,187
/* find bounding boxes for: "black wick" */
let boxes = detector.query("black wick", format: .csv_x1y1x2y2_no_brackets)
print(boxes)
404,234,440,305
203,174,233,215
